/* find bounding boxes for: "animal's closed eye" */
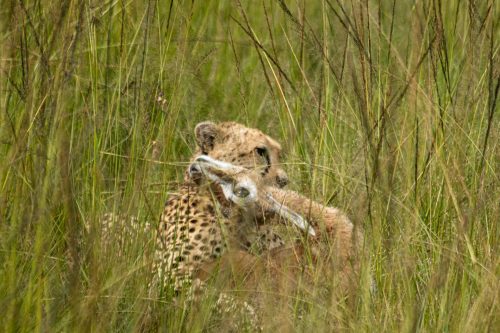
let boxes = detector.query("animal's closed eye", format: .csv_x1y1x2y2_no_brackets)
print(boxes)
255,147,268,158
234,186,250,198
255,146,271,175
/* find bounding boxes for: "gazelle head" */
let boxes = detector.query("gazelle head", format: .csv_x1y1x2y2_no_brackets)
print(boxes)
189,155,316,236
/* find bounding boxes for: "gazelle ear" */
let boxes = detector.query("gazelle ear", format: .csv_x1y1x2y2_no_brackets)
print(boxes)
265,193,316,237
194,121,221,153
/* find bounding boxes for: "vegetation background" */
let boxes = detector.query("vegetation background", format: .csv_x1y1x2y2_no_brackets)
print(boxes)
0,0,498,331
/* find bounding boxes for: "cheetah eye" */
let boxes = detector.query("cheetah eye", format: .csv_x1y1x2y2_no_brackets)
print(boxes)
255,146,271,175
255,147,268,158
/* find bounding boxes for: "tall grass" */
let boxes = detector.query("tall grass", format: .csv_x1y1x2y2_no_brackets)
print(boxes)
1,0,498,331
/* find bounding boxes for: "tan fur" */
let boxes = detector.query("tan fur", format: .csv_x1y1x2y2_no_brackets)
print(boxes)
265,186,363,285
192,166,364,300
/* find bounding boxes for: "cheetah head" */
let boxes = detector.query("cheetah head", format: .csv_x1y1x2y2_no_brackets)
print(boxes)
187,121,288,188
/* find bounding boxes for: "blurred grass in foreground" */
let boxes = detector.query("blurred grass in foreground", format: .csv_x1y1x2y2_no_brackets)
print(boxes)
0,0,498,331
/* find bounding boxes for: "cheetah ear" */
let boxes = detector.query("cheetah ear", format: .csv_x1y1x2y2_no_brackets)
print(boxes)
195,121,221,153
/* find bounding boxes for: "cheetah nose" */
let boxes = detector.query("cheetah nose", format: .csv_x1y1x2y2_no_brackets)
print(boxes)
276,173,288,188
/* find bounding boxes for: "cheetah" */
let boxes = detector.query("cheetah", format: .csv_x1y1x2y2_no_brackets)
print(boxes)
152,121,291,293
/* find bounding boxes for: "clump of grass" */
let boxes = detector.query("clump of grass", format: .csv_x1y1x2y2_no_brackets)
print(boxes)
0,0,498,331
